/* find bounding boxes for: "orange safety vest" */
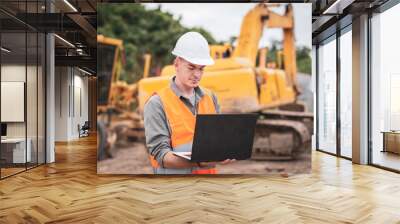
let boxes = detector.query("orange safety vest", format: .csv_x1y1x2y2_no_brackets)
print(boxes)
149,86,217,174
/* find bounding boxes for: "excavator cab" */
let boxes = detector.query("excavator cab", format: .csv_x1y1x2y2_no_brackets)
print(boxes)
210,44,232,59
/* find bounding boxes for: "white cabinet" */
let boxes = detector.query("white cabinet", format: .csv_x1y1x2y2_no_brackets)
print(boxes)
1,138,32,163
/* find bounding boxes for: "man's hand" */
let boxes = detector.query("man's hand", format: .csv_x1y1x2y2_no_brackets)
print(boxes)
163,151,237,169
199,159,236,167
219,159,236,165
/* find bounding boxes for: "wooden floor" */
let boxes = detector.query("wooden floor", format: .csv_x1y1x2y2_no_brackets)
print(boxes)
1,167,26,178
1,135,400,223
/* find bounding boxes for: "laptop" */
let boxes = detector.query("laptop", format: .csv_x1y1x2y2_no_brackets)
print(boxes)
172,113,258,162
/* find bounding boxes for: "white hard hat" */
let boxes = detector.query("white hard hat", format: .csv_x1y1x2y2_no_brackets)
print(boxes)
172,31,214,66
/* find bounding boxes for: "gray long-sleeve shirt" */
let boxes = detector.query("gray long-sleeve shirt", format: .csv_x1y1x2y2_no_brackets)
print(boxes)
143,76,220,168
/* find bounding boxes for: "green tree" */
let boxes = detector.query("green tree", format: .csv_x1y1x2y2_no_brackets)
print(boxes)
296,46,311,75
262,41,311,75
98,4,216,83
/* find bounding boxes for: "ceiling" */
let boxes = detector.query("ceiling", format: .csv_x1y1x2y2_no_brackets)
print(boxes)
0,0,97,73
0,0,396,74
311,0,390,44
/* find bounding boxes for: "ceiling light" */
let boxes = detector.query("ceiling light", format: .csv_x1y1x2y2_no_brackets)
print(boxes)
54,34,75,48
323,0,341,14
1,47,11,53
63,0,78,12
323,0,354,15
76,48,86,56
78,67,92,76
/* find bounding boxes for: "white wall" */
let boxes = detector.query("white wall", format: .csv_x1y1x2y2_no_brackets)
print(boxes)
72,73,89,138
55,67,69,141
54,67,89,141
1,64,46,164
1,65,28,138
1,65,25,141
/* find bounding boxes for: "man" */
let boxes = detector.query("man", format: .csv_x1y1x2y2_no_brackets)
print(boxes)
144,32,234,174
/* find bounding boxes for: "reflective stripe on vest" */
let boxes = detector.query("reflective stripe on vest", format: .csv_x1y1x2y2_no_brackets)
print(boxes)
149,86,217,174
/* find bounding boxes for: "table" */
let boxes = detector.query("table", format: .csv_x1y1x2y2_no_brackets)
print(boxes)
1,138,32,164
381,131,400,154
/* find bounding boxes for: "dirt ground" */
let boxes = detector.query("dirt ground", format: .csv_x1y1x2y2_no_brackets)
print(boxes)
97,143,153,174
97,142,311,175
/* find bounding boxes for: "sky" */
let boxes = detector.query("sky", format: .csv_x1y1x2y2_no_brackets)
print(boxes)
143,3,312,49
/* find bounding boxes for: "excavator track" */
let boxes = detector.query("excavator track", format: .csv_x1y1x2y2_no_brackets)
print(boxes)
251,110,312,160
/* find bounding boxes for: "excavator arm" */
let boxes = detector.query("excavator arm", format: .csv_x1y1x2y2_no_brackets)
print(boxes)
280,5,299,95
232,4,270,67
233,4,299,95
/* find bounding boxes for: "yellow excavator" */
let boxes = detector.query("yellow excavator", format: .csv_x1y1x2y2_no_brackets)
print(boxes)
137,3,313,160
97,35,146,160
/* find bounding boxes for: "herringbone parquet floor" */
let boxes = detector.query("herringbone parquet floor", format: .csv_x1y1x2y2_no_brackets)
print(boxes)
1,135,400,223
